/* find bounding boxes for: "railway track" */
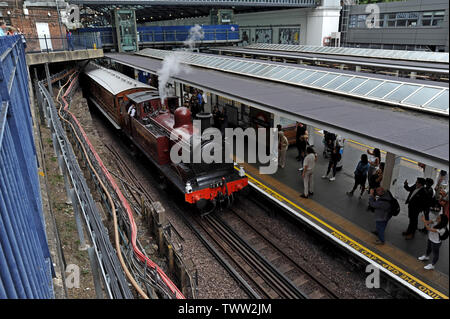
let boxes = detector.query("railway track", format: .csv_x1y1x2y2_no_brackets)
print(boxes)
186,205,339,299
226,207,339,299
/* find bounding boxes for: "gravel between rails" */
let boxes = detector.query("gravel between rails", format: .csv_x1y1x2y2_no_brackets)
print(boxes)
88,104,248,299
84,92,389,299
226,198,390,299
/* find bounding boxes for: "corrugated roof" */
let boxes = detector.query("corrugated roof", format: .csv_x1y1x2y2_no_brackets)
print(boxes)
84,63,151,95
137,49,449,115
106,52,449,169
246,43,450,64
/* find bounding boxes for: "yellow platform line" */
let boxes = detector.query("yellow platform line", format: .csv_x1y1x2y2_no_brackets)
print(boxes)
238,166,448,299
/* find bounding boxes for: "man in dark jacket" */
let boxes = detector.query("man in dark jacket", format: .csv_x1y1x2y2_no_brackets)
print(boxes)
420,178,435,233
369,187,393,245
403,177,427,239
295,122,307,161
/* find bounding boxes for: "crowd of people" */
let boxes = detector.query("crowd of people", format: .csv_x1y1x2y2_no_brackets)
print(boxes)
279,123,449,270
0,20,26,48
183,89,206,120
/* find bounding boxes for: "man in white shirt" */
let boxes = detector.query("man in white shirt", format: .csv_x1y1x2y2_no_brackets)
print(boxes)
127,104,136,117
418,213,448,270
300,146,317,199
277,125,289,169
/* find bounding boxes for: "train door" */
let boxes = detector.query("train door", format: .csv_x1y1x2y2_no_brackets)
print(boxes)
122,99,133,135
36,23,53,51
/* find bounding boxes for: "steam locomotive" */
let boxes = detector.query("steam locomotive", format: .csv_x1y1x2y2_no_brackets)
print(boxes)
83,64,248,212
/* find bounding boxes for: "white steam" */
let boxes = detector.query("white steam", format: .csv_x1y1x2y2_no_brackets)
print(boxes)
157,25,204,105
157,52,184,105
183,24,205,50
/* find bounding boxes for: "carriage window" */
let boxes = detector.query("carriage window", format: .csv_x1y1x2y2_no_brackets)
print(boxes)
142,101,151,114
118,97,125,114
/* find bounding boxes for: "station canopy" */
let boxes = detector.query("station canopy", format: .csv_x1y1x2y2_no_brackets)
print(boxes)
138,49,449,115
246,43,450,64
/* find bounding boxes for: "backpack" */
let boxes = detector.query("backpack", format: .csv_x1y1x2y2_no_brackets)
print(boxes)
439,227,449,241
389,194,401,216
380,191,401,217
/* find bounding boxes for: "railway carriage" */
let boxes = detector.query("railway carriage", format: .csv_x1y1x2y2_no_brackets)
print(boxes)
84,64,248,213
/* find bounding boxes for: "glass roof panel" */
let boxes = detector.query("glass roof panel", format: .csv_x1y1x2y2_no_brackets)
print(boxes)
288,70,312,83
368,82,402,98
219,60,238,69
254,65,274,76
425,91,449,111
278,69,302,81
228,61,247,71
300,71,327,85
323,75,353,90
211,59,232,68
239,62,258,73
270,68,296,80
352,79,384,95
241,63,261,74
384,84,421,102
265,66,284,77
201,57,216,65
257,65,278,77
290,69,314,82
247,43,449,63
336,77,367,93
404,87,444,106
248,64,269,75
222,60,241,70
139,49,448,115
314,73,339,87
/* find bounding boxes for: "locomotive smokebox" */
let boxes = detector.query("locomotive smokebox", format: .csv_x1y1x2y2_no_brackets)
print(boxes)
196,112,213,135
174,107,192,128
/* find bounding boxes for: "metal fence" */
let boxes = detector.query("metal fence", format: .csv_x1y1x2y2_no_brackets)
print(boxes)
24,34,101,54
36,71,134,299
0,35,53,298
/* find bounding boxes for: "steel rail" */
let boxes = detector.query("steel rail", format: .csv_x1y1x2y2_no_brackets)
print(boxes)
175,207,260,298
205,214,308,299
229,207,339,299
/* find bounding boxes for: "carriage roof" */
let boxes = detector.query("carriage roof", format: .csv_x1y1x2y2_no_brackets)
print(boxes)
84,63,151,96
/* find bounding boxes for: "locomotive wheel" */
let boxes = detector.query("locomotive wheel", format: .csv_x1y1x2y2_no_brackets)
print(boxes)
200,199,216,217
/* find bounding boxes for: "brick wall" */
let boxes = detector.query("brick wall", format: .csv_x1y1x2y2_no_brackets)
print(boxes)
4,6,66,52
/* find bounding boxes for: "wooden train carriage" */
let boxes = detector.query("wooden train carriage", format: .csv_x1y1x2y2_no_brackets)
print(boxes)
84,64,153,129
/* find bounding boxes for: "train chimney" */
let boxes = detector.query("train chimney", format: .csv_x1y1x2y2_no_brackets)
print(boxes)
196,112,212,135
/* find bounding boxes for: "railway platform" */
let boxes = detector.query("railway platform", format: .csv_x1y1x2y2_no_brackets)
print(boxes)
237,133,449,299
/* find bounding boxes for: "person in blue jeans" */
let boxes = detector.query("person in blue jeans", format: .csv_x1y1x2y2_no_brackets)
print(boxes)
418,213,448,270
347,154,370,199
66,30,74,51
368,187,393,245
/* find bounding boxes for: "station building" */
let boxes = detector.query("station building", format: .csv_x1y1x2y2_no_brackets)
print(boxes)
341,0,449,52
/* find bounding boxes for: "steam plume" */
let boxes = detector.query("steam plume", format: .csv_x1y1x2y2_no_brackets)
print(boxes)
183,24,204,50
